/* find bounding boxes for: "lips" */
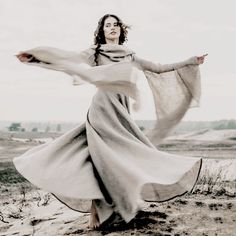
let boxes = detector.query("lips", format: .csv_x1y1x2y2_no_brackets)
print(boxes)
110,31,116,35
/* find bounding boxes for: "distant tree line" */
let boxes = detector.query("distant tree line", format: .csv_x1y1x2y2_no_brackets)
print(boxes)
7,122,62,133
7,119,236,134
8,123,25,132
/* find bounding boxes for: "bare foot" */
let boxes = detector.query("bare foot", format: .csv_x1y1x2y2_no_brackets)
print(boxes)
89,200,100,230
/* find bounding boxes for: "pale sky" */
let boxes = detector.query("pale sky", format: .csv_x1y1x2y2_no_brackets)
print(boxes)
1,0,236,122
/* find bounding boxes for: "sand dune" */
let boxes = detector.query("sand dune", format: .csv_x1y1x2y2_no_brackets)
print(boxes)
168,129,236,141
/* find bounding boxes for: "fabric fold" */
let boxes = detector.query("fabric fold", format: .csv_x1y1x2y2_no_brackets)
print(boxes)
19,44,200,143
145,65,201,144
13,44,202,224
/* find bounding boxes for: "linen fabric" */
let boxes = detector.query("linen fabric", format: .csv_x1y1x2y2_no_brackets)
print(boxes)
13,44,202,223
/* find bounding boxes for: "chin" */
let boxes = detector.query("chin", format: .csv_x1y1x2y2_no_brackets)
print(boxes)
106,38,118,42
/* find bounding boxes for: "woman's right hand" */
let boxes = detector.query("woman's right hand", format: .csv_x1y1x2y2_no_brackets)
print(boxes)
15,53,34,62
196,54,208,64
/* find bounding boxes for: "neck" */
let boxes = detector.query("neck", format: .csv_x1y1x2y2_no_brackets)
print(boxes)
105,38,119,45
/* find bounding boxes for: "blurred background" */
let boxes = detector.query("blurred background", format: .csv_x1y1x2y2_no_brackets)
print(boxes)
0,0,236,125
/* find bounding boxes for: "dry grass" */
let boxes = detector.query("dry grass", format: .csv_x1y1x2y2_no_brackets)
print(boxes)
192,166,236,197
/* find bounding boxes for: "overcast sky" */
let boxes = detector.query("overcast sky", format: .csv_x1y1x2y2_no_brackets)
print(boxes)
1,0,236,122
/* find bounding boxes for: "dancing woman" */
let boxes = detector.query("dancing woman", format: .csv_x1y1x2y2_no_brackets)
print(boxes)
14,14,207,229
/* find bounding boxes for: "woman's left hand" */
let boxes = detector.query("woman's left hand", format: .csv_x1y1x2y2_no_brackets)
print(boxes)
197,54,208,64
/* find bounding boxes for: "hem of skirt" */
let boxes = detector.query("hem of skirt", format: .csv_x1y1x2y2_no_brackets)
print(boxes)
52,193,115,225
189,157,202,193
143,158,202,203
51,193,91,213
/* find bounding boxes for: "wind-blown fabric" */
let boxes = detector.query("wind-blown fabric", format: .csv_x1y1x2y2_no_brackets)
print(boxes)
13,44,202,223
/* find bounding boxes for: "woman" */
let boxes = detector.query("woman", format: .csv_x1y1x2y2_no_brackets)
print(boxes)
14,14,207,229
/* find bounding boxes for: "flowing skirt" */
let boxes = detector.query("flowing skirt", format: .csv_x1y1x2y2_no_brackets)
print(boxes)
13,90,202,223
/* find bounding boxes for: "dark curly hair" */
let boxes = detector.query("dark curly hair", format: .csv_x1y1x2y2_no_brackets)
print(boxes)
93,14,130,66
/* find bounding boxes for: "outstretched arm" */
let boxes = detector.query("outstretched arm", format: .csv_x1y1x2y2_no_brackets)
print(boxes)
15,46,139,91
15,46,100,86
133,54,207,73
15,46,94,72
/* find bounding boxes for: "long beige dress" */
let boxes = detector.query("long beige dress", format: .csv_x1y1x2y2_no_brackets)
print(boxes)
13,44,202,223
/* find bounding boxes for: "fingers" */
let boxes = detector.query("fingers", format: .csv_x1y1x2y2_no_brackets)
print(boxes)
197,54,208,59
199,54,208,58
15,53,33,62
197,53,208,64
200,54,208,60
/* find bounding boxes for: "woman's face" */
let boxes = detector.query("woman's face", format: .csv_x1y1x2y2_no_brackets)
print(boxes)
103,17,121,43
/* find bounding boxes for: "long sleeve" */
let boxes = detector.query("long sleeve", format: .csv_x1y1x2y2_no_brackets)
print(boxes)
133,55,199,74
20,46,95,71
18,46,100,85
17,46,141,100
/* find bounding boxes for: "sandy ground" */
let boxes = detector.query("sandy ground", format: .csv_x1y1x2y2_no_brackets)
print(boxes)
0,184,235,236
0,130,236,235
